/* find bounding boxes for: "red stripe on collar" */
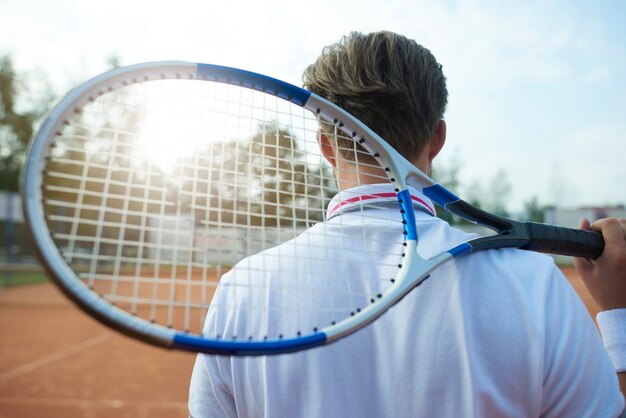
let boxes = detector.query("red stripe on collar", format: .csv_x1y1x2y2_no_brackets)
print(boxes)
327,192,436,219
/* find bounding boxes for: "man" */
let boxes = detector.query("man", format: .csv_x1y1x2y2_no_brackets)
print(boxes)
189,31,625,417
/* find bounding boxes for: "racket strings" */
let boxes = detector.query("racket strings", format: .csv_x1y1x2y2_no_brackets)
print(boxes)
48,209,401,265
41,77,407,338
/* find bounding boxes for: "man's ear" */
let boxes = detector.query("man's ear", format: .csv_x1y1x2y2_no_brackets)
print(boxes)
428,120,446,162
318,131,337,167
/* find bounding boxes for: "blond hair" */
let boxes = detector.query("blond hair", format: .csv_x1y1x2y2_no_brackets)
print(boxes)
303,31,447,161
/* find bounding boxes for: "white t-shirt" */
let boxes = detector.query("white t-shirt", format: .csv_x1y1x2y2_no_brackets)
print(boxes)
189,185,624,418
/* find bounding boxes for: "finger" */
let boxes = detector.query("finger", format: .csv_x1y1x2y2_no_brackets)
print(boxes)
575,218,595,264
592,218,626,250
590,217,626,231
578,218,591,231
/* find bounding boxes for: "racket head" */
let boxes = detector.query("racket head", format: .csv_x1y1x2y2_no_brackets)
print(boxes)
22,61,426,354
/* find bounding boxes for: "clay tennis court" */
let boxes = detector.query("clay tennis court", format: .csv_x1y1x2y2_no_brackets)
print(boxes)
0,273,196,418
0,265,600,417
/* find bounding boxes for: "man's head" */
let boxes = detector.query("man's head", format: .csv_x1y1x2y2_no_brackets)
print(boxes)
303,31,448,165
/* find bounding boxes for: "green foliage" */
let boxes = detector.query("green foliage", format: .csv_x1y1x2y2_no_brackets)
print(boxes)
434,157,551,225
1,269,49,288
434,156,515,222
180,122,337,228
0,55,54,191
432,156,462,224
523,195,549,223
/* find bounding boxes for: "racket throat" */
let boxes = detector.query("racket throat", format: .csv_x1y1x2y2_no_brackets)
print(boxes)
399,242,452,292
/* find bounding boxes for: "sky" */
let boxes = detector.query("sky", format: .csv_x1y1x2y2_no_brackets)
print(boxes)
1,0,625,213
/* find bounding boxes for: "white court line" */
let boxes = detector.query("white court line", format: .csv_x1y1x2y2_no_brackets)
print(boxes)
0,333,112,381
0,397,187,409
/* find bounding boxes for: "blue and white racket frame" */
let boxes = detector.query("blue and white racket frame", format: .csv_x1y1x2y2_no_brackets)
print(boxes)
22,61,604,355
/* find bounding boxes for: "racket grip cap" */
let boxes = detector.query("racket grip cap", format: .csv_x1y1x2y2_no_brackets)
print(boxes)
522,222,605,259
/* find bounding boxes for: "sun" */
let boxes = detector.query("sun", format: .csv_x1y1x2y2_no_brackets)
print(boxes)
134,79,212,173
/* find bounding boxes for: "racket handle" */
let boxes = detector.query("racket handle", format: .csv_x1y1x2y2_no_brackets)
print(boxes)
522,222,605,259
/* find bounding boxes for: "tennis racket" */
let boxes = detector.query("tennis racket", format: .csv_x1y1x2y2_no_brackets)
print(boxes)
21,61,604,355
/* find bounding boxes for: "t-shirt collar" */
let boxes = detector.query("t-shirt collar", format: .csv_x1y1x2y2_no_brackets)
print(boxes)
326,183,437,220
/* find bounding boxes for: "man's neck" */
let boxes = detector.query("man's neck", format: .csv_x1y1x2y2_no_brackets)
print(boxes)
334,156,429,191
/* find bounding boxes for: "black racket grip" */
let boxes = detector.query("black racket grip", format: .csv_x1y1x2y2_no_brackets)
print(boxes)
521,222,605,259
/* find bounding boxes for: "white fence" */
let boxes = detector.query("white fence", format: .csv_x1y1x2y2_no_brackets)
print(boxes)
146,214,306,265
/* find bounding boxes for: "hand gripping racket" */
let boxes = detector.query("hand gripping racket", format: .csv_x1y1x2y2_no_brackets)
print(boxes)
21,62,604,355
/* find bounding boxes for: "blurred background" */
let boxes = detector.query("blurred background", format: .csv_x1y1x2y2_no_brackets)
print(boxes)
1,0,625,416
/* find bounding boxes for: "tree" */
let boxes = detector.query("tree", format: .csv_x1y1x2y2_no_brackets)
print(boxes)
41,76,153,260
484,168,512,218
0,55,54,191
247,123,336,227
181,122,336,228
523,195,549,223
432,156,462,223
432,156,461,192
